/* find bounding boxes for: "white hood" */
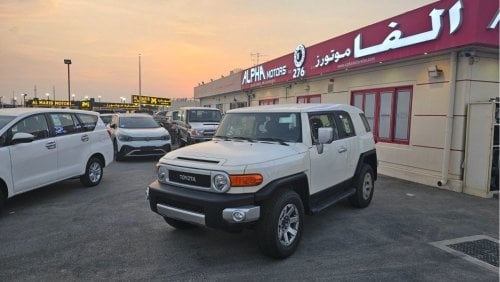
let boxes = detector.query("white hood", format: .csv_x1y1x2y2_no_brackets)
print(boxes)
162,140,303,166
119,127,168,137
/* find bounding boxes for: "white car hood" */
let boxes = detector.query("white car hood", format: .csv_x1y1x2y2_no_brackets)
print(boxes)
118,127,168,137
162,140,302,166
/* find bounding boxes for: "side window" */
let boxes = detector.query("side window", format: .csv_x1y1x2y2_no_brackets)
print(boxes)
76,113,98,132
336,112,356,138
50,113,78,136
179,110,185,122
10,114,49,140
359,113,372,132
308,113,338,144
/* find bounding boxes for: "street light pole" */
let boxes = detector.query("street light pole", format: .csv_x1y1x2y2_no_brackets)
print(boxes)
139,53,142,110
64,59,72,107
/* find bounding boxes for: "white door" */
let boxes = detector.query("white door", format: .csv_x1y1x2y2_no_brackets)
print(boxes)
335,111,360,178
8,114,58,193
49,113,90,179
308,113,349,194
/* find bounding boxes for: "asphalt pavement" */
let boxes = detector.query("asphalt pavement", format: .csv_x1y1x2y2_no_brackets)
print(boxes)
0,159,498,281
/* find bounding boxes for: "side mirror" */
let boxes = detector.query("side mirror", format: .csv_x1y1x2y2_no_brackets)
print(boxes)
318,127,333,144
316,127,333,154
11,132,35,145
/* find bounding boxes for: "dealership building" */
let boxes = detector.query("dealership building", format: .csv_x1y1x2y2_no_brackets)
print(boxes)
194,0,499,197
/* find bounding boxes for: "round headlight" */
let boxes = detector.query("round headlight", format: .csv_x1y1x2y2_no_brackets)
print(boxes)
157,165,169,184
213,174,230,193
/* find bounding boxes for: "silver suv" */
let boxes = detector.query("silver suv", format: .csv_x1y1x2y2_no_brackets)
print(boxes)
0,108,114,209
175,107,222,146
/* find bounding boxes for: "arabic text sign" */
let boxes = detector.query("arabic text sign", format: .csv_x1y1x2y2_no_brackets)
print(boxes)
240,0,498,89
93,102,139,110
131,95,171,106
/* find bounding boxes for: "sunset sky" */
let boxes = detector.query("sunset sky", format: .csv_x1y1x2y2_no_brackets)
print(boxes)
1,0,435,103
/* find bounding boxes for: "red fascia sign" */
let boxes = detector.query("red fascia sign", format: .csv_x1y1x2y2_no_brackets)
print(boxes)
241,0,499,90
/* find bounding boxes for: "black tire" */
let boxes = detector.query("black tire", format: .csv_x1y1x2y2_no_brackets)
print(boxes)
0,187,6,210
113,141,124,161
349,164,375,208
163,216,197,229
80,157,104,187
256,190,304,259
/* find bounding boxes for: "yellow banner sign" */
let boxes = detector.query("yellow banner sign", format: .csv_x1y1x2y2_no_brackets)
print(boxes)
132,95,171,106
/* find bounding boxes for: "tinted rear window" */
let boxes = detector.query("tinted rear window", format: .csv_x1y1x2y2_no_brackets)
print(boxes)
77,113,98,132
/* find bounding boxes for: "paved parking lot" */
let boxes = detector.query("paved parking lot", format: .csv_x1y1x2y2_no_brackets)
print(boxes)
0,158,498,281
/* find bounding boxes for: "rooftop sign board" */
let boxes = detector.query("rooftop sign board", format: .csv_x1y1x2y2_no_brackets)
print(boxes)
241,0,499,89
131,95,171,106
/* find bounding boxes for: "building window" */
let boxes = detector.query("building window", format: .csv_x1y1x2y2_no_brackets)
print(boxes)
352,86,412,144
215,104,223,112
297,94,321,104
230,101,247,110
259,98,279,105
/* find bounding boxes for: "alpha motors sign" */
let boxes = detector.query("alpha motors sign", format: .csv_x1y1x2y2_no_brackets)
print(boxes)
240,0,499,89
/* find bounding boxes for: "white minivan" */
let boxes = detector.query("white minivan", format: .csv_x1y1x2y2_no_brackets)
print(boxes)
0,108,114,209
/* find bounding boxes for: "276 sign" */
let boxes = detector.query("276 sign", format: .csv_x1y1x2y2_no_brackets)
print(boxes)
132,95,171,106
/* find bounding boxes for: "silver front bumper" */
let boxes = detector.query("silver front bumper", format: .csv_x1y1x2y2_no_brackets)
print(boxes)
157,204,205,226
156,203,260,226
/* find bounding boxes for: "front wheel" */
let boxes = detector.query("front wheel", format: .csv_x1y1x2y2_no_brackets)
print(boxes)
80,157,103,187
349,164,375,208
256,190,304,259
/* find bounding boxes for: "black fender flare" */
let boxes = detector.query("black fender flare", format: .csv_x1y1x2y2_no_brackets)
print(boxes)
254,172,309,205
353,149,378,181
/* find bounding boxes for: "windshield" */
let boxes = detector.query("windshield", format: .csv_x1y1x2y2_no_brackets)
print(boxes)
119,116,160,128
188,110,221,122
215,112,302,143
0,115,15,130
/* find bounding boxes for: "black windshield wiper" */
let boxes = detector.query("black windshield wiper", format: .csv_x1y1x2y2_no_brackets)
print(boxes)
213,135,231,141
213,135,255,142
256,137,289,146
232,136,255,142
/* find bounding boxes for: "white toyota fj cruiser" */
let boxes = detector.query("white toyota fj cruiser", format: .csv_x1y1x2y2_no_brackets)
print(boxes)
147,104,377,258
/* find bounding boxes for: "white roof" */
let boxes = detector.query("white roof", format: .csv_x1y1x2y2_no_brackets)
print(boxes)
227,103,360,114
179,106,220,110
116,113,153,117
0,107,99,117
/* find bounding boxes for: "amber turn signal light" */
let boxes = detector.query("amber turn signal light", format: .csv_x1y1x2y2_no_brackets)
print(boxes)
230,174,263,187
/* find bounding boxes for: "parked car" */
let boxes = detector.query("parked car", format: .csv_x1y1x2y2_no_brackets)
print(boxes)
0,108,114,209
107,113,171,161
147,104,377,258
100,113,113,125
175,107,222,146
154,110,178,144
